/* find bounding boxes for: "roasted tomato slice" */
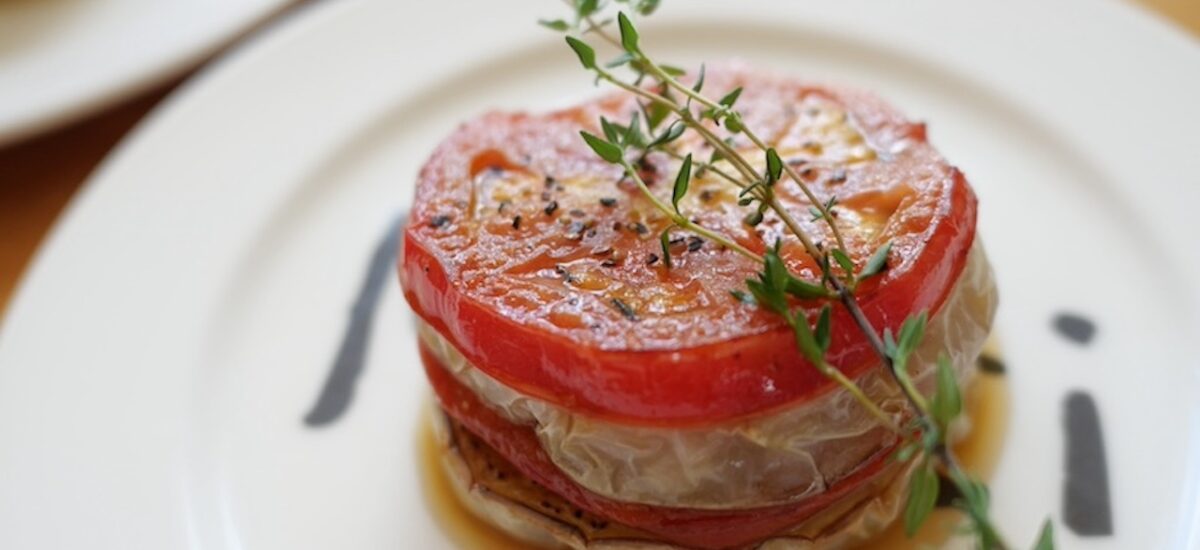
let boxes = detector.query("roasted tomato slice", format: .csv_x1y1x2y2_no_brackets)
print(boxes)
423,343,900,550
402,66,976,425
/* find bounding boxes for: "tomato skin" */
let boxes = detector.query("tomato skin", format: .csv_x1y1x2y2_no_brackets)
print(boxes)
423,342,900,550
400,67,977,426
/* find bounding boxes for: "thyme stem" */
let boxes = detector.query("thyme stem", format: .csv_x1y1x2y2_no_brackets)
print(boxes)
643,59,849,252
619,160,762,264
833,278,929,414
823,364,900,433
661,149,745,190
551,6,1046,547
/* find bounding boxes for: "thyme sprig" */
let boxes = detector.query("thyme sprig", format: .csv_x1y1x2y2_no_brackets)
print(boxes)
541,2,1055,549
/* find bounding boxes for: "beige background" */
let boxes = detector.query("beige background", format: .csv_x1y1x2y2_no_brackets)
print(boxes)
1,1,1196,314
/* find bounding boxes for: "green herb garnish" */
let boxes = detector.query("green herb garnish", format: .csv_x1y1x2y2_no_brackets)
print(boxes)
540,3,1051,548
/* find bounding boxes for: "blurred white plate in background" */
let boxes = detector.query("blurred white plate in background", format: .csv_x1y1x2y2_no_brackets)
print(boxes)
0,0,1198,549
0,0,290,145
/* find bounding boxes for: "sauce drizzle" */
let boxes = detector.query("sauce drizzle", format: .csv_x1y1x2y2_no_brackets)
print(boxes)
303,214,405,427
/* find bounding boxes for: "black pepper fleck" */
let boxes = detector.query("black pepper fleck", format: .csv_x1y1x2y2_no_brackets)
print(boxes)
566,221,584,240
555,264,576,284
687,236,704,252
544,201,559,216
569,209,586,218
429,215,451,229
511,216,522,230
647,254,660,265
611,298,639,321
600,197,618,207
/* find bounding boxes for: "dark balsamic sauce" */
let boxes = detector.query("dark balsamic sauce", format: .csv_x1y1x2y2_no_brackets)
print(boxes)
977,354,1006,375
1063,391,1113,536
1050,312,1112,535
1053,312,1096,345
302,214,405,427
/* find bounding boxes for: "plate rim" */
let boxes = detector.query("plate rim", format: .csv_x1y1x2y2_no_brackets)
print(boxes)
0,0,292,145
1,0,1198,548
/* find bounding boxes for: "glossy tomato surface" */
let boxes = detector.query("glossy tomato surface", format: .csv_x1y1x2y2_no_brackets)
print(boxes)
402,65,976,425
423,343,899,550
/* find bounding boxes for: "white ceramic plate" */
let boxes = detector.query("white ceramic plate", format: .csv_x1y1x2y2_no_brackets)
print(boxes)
1,1,1198,548
0,0,290,145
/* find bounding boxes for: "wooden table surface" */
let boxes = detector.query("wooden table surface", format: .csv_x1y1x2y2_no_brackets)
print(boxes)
1,1,1197,315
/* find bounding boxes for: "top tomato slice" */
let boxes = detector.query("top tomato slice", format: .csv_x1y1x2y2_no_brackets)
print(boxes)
401,66,977,426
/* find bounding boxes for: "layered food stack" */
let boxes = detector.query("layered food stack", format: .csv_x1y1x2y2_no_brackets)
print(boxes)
401,67,997,549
